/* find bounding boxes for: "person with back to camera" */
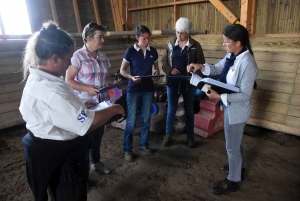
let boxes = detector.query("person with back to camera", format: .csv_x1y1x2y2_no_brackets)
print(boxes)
20,21,124,201
120,25,160,162
161,17,205,148
65,22,114,174
187,24,258,195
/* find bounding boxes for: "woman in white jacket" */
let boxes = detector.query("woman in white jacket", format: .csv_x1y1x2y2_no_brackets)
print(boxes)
187,24,258,195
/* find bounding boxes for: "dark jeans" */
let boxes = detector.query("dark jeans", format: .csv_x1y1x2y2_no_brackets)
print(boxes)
22,131,89,201
123,91,153,153
166,85,196,138
87,126,104,164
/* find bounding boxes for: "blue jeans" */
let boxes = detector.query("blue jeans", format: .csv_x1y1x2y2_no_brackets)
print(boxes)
123,91,153,153
166,85,196,138
224,108,246,182
87,126,104,164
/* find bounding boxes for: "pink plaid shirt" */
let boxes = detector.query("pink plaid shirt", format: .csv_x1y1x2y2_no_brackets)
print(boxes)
71,45,111,102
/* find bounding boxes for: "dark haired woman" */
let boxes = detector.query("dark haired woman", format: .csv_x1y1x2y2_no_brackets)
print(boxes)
66,22,114,174
20,21,124,200
120,25,160,162
187,24,258,195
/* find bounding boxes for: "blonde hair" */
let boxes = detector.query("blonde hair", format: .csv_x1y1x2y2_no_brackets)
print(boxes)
22,21,74,80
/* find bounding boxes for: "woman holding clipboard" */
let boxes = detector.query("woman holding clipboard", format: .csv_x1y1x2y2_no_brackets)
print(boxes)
187,24,258,195
120,25,160,162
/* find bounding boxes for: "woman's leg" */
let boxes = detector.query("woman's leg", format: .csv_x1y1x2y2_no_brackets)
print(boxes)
181,87,196,139
224,108,246,182
165,85,180,134
139,91,153,148
88,126,104,164
123,92,140,153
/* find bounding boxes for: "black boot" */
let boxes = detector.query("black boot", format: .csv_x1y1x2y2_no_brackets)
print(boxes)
211,179,240,195
162,133,173,147
221,164,246,180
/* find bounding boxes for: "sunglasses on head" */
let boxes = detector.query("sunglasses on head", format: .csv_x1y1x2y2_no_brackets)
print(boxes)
85,22,98,36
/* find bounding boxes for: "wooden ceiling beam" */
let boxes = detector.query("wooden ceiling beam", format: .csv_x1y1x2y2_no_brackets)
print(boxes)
110,0,125,31
209,0,239,24
72,0,82,32
240,0,257,34
92,0,101,25
49,0,59,24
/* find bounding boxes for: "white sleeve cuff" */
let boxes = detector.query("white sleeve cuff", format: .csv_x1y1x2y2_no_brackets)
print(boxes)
202,63,211,75
221,94,228,107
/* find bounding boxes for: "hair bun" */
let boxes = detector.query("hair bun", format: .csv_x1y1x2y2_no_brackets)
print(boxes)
41,21,58,31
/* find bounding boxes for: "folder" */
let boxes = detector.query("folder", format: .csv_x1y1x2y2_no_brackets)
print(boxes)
190,73,239,94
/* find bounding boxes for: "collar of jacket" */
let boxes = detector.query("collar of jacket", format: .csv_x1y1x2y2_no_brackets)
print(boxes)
168,36,198,50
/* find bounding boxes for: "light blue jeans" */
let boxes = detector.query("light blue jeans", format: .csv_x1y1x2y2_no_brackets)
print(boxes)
123,91,153,153
166,85,196,138
224,107,246,182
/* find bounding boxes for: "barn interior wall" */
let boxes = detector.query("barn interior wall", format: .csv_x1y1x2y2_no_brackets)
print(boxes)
0,0,300,134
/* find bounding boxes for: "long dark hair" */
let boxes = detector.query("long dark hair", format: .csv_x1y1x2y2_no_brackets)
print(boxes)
222,24,254,57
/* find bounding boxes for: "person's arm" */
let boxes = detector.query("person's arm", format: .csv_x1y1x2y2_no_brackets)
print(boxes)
65,66,99,95
89,104,124,131
120,60,141,83
187,63,206,73
161,44,173,75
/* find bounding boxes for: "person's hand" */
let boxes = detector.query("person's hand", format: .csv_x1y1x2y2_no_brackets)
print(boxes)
86,85,99,96
205,86,221,100
84,100,98,108
152,70,160,81
132,76,142,84
112,104,125,115
187,63,203,73
170,68,180,75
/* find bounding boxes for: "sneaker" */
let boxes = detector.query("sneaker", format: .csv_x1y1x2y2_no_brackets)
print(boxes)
162,133,172,147
139,146,152,155
221,164,246,180
211,179,240,195
90,162,111,174
187,137,196,148
124,152,133,162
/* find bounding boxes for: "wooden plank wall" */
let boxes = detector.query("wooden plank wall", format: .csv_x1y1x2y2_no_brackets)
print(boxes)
0,38,129,130
1,35,300,136
0,41,27,129
150,35,300,136
130,0,300,34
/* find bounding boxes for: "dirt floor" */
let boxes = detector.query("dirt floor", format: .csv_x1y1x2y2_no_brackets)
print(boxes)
0,124,300,201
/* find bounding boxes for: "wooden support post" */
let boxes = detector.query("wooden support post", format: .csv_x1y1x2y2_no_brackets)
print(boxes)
49,0,59,24
92,0,101,25
110,0,124,31
72,0,82,32
240,0,257,34
174,0,180,26
126,0,132,30
209,0,239,24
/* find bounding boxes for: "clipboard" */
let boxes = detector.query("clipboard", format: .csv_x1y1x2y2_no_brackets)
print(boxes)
98,80,128,92
166,75,191,79
135,75,165,78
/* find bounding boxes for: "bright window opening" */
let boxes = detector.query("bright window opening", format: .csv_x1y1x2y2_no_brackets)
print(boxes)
0,0,32,34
